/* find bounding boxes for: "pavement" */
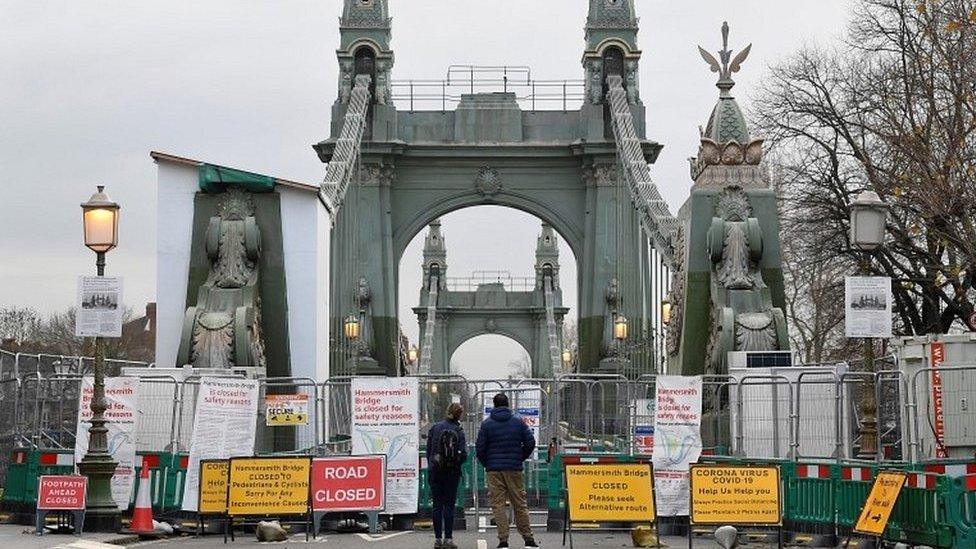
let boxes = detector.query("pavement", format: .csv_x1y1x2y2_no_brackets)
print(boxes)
134,530,727,548
0,523,737,548
0,522,138,549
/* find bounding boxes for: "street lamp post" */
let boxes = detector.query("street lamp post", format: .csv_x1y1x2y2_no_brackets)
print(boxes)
407,345,419,369
344,314,360,372
561,348,573,373
77,186,121,531
849,190,888,459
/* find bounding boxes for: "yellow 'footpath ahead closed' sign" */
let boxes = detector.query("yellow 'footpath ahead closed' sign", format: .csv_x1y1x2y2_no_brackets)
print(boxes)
690,465,781,525
198,460,229,514
854,471,908,536
565,463,655,522
228,456,311,517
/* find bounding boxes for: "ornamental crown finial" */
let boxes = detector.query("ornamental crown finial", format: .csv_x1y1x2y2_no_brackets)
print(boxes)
697,21,752,96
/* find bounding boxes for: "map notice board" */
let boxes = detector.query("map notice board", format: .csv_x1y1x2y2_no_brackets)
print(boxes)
565,463,656,522
690,465,781,525
351,377,419,515
854,471,908,536
227,456,311,517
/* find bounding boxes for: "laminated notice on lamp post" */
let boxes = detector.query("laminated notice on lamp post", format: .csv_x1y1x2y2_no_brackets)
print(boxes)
75,276,123,337
845,276,893,338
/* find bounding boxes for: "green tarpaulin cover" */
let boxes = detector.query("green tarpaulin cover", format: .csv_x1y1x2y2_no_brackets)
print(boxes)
198,164,276,193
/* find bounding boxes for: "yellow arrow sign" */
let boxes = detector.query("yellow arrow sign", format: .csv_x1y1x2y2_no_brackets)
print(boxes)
854,471,908,536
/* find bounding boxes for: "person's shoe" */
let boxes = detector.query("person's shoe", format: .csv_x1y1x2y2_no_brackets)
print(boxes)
497,541,509,548
443,540,457,549
524,537,540,548
434,539,444,549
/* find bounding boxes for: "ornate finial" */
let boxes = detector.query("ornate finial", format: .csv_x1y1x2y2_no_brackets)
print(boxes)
697,21,752,96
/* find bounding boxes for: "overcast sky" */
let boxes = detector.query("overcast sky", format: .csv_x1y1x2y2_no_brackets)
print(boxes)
0,0,850,372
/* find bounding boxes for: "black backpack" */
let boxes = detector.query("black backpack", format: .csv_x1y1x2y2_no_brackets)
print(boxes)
434,426,461,469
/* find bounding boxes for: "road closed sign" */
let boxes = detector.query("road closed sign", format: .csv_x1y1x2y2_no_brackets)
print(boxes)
690,465,781,525
311,455,386,512
565,463,655,522
227,456,311,517
854,471,908,536
37,475,87,510
266,394,310,426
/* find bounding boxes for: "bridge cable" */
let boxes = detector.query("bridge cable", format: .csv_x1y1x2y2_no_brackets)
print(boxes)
542,274,563,375
319,74,373,220
606,75,678,266
418,272,439,374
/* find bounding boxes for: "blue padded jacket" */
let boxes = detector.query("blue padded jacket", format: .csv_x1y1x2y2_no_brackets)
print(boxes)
475,407,536,472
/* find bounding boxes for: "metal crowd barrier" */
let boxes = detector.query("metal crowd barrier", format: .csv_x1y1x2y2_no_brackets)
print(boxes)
1,364,975,545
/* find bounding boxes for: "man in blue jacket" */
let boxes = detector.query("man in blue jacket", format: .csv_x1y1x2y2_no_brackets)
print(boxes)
476,393,538,548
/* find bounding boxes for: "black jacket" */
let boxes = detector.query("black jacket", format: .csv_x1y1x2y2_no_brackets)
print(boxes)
426,419,468,474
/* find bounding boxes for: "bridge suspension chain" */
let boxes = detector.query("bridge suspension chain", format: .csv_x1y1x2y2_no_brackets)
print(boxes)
542,274,563,375
319,74,372,219
606,75,679,266
418,272,439,374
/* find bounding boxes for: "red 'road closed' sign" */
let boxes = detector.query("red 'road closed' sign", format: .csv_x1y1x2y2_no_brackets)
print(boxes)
311,455,386,513
37,475,87,510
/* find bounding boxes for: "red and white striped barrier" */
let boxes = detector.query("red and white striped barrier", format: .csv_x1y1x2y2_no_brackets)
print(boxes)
38,452,74,467
908,472,939,490
135,454,161,469
796,464,831,479
922,463,976,478
841,466,873,481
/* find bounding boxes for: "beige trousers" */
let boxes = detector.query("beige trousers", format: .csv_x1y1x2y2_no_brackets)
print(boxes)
486,470,533,542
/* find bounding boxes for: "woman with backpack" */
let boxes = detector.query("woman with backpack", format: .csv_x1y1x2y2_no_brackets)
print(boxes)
426,402,468,549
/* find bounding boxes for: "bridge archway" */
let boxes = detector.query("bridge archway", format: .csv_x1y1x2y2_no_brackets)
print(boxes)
400,206,573,378
450,334,531,381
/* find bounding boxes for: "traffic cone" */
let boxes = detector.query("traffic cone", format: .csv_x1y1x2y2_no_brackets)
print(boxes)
129,466,155,534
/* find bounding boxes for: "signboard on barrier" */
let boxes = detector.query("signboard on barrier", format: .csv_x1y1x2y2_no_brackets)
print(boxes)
853,471,908,536
351,376,420,515
310,455,386,534
265,394,310,426
311,455,385,512
565,463,656,522
689,465,781,525
198,459,229,515
74,375,139,511
564,462,656,549
227,456,311,517
930,342,948,458
35,475,87,535
181,377,259,512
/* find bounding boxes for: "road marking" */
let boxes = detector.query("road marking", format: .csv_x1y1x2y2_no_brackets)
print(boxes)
478,539,488,549
356,531,412,542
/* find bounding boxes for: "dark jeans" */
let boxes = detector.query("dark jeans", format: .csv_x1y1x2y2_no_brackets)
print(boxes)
429,470,461,539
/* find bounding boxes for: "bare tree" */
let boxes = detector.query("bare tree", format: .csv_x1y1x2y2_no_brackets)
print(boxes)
755,0,976,338
0,306,41,345
506,349,533,380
